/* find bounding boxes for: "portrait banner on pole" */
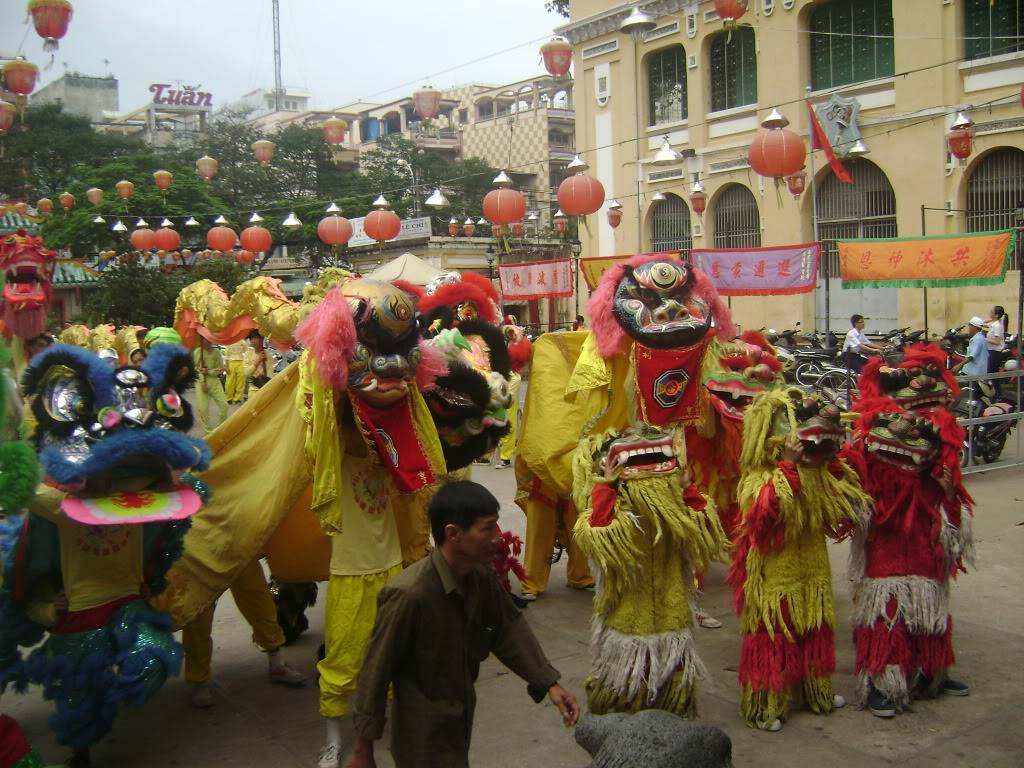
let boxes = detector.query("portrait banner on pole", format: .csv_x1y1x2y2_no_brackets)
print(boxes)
498,258,573,300
690,243,820,296
838,230,1015,288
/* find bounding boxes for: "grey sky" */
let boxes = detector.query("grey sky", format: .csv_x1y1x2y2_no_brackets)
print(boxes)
2,1,564,111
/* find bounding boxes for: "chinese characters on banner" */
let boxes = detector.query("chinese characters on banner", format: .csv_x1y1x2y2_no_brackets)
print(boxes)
839,230,1015,288
498,258,574,300
690,243,820,296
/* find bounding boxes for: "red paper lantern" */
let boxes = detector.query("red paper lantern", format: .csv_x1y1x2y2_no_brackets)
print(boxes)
511,221,524,238
36,197,52,214
364,209,401,242
413,86,441,120
3,59,38,98
448,218,459,237
86,187,103,206
252,139,275,166
317,215,353,247
714,0,749,31
0,100,15,134
28,0,74,52
786,170,807,198
130,228,156,251
463,218,476,238
13,202,27,216
154,227,181,251
240,225,273,253
482,188,526,225
948,127,973,161
607,208,622,229
196,155,218,181
115,179,134,201
153,169,173,192
690,188,707,216
207,225,238,252
236,249,255,264
748,128,806,179
558,174,605,216
322,117,348,145
58,191,74,210
553,210,568,236
540,38,573,78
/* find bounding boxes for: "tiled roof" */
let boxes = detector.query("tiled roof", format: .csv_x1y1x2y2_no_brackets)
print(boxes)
52,259,102,287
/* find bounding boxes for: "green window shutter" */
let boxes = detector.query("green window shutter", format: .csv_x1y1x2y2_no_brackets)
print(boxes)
710,29,757,111
876,1,895,77
648,47,687,125
710,35,728,111
965,0,1024,60
738,27,757,106
809,0,893,89
810,8,831,90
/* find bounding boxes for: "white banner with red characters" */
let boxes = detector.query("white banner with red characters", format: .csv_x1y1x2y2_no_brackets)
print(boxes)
498,258,574,300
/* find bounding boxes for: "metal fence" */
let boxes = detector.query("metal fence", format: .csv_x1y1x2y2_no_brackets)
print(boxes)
956,368,1024,474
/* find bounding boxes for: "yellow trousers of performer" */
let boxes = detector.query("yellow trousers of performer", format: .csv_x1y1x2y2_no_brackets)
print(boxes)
499,403,519,463
195,375,229,433
224,359,246,402
519,496,593,596
182,559,286,684
318,565,402,717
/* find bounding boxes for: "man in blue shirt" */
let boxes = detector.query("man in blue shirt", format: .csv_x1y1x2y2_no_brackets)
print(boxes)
956,316,989,377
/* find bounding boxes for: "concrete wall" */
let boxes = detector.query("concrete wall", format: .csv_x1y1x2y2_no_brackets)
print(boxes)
562,0,1024,333
33,74,118,122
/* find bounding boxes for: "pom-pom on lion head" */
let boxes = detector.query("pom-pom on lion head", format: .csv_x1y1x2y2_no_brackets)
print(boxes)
587,254,735,359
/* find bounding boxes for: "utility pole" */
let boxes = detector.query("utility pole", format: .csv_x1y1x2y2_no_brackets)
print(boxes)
272,0,283,112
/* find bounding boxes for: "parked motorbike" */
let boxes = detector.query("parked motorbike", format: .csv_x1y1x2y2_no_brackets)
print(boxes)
955,361,1020,465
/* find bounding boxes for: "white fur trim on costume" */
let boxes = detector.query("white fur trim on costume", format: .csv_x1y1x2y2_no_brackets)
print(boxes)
940,505,976,572
589,618,707,705
857,665,911,710
851,576,950,634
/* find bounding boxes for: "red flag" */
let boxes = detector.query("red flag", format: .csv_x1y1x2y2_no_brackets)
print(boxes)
807,100,853,184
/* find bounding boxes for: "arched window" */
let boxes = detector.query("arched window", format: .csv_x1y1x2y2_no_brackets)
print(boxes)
816,158,896,278
965,0,1024,60
648,46,687,125
967,148,1024,268
709,27,757,113
809,0,894,91
713,185,760,248
651,193,693,253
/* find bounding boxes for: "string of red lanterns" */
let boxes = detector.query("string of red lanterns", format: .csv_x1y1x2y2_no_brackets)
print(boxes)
28,0,74,52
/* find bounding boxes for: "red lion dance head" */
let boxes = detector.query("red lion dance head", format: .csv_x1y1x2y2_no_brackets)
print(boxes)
857,343,959,413
0,230,56,339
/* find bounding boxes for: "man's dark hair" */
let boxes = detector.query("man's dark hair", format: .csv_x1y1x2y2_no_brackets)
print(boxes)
429,481,500,545
850,314,863,326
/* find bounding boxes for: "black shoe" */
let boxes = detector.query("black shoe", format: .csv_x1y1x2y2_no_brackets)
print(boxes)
867,686,896,718
941,678,970,697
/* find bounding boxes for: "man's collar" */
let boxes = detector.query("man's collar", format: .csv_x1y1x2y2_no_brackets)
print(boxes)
431,548,461,595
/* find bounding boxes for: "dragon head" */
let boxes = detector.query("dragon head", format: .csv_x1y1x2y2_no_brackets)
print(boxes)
706,331,782,422
587,254,735,359
0,230,56,339
741,387,846,469
858,344,958,413
415,272,513,470
860,407,941,473
22,343,210,525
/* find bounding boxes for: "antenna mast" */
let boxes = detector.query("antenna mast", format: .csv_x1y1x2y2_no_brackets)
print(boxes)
272,0,283,111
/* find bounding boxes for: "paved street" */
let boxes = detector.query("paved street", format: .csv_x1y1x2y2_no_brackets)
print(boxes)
4,463,1023,767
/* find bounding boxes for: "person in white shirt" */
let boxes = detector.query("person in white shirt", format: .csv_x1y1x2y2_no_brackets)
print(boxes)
986,305,1008,373
841,314,882,373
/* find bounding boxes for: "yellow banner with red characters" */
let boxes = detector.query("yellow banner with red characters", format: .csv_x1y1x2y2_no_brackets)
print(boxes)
839,230,1014,288
579,251,683,290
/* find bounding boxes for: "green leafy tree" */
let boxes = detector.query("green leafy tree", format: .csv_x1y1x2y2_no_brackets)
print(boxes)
546,0,569,18
0,104,142,201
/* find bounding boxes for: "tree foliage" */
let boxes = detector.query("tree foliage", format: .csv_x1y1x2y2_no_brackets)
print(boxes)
546,0,570,18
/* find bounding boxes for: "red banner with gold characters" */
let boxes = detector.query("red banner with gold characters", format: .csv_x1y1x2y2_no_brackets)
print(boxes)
498,258,573,300
839,230,1015,288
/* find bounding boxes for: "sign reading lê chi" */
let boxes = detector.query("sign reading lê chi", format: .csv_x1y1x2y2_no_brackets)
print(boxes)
149,84,213,108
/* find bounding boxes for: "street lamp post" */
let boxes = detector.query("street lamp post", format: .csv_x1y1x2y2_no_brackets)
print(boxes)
620,5,657,253
570,238,583,318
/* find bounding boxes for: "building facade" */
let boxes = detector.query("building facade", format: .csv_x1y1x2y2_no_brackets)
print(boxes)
32,73,119,122
560,0,1024,334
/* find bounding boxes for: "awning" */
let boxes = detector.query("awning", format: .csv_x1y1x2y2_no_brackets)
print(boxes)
365,252,441,285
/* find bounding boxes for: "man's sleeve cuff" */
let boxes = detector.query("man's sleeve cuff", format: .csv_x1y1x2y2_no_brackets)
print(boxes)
352,712,386,742
526,666,561,703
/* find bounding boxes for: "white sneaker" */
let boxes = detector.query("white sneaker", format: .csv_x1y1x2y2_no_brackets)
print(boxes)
519,591,538,602
694,608,723,629
317,743,340,768
269,661,307,687
191,682,214,708
764,718,783,732
833,694,847,709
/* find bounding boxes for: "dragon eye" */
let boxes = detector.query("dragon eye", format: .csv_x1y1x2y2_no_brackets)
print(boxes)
39,364,87,423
